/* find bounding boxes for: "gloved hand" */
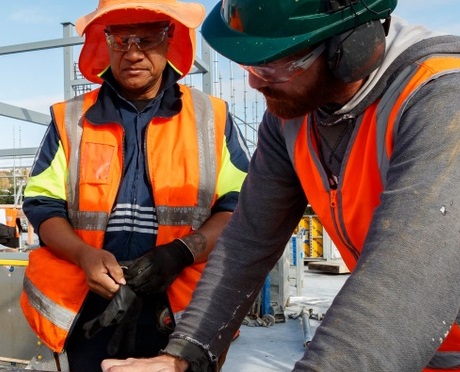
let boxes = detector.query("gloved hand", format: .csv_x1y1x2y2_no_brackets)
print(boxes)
83,285,143,355
123,239,194,295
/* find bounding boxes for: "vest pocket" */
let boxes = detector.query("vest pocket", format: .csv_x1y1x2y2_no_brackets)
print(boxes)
80,142,116,183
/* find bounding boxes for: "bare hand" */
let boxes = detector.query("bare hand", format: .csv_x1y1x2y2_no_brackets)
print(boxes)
78,248,126,299
101,355,189,372
38,217,125,299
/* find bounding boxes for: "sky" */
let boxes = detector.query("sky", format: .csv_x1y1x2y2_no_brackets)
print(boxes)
1,0,460,161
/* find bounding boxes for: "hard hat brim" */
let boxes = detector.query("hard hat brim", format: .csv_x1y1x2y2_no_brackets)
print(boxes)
202,2,315,66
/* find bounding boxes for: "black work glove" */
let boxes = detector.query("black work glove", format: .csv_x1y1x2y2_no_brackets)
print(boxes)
82,285,143,356
107,294,143,356
123,239,194,295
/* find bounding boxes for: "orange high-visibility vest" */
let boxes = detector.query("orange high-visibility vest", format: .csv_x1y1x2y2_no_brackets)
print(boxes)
4,208,20,239
21,85,226,352
284,56,460,370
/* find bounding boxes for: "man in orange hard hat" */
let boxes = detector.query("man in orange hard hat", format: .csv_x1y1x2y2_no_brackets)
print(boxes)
20,0,250,370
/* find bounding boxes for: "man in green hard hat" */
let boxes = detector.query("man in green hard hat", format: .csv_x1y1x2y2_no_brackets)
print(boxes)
102,0,460,371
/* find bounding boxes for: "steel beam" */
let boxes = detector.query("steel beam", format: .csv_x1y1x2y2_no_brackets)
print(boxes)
0,36,83,56
0,102,50,126
0,148,37,157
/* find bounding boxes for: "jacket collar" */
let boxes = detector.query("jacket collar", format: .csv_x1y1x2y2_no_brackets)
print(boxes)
84,64,183,125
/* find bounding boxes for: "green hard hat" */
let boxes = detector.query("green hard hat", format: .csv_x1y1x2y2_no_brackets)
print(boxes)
202,0,397,65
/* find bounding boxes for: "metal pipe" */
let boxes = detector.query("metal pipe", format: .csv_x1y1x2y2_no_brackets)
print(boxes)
300,308,313,347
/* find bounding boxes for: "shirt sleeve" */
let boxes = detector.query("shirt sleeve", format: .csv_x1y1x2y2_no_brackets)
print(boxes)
212,108,251,213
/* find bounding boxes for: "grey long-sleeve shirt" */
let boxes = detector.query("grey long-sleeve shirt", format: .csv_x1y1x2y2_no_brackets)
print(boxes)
164,20,460,372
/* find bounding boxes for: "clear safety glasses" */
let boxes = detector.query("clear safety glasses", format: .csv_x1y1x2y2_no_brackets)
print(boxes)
241,43,326,83
105,26,169,52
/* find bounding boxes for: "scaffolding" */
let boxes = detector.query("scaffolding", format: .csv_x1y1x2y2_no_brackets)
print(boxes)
0,22,266,206
72,61,93,97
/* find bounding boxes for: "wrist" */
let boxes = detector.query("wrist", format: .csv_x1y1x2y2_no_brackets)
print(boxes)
174,238,195,265
172,355,190,371
162,337,211,372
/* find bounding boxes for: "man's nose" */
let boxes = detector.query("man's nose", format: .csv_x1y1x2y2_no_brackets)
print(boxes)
248,71,269,90
124,42,144,59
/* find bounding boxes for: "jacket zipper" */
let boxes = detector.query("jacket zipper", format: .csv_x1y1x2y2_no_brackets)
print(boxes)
328,181,360,262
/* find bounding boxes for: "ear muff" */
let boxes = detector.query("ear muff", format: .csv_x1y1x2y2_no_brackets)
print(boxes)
326,19,386,83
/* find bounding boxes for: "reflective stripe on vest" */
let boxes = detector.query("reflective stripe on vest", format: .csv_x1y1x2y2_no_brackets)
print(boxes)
428,353,460,370
156,88,217,230
23,275,76,332
63,93,110,231
284,55,460,370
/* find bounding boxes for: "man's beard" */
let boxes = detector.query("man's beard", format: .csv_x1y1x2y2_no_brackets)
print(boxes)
262,91,317,119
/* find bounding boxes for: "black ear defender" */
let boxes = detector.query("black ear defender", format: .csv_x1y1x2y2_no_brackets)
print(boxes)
326,0,390,83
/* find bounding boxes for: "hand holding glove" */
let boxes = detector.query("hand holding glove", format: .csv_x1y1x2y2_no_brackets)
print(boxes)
123,239,194,295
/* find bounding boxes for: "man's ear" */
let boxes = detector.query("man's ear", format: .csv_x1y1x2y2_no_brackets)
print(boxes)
326,19,386,83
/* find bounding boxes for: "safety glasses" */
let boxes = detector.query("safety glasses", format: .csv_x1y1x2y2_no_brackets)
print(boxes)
105,26,169,52
241,43,326,83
